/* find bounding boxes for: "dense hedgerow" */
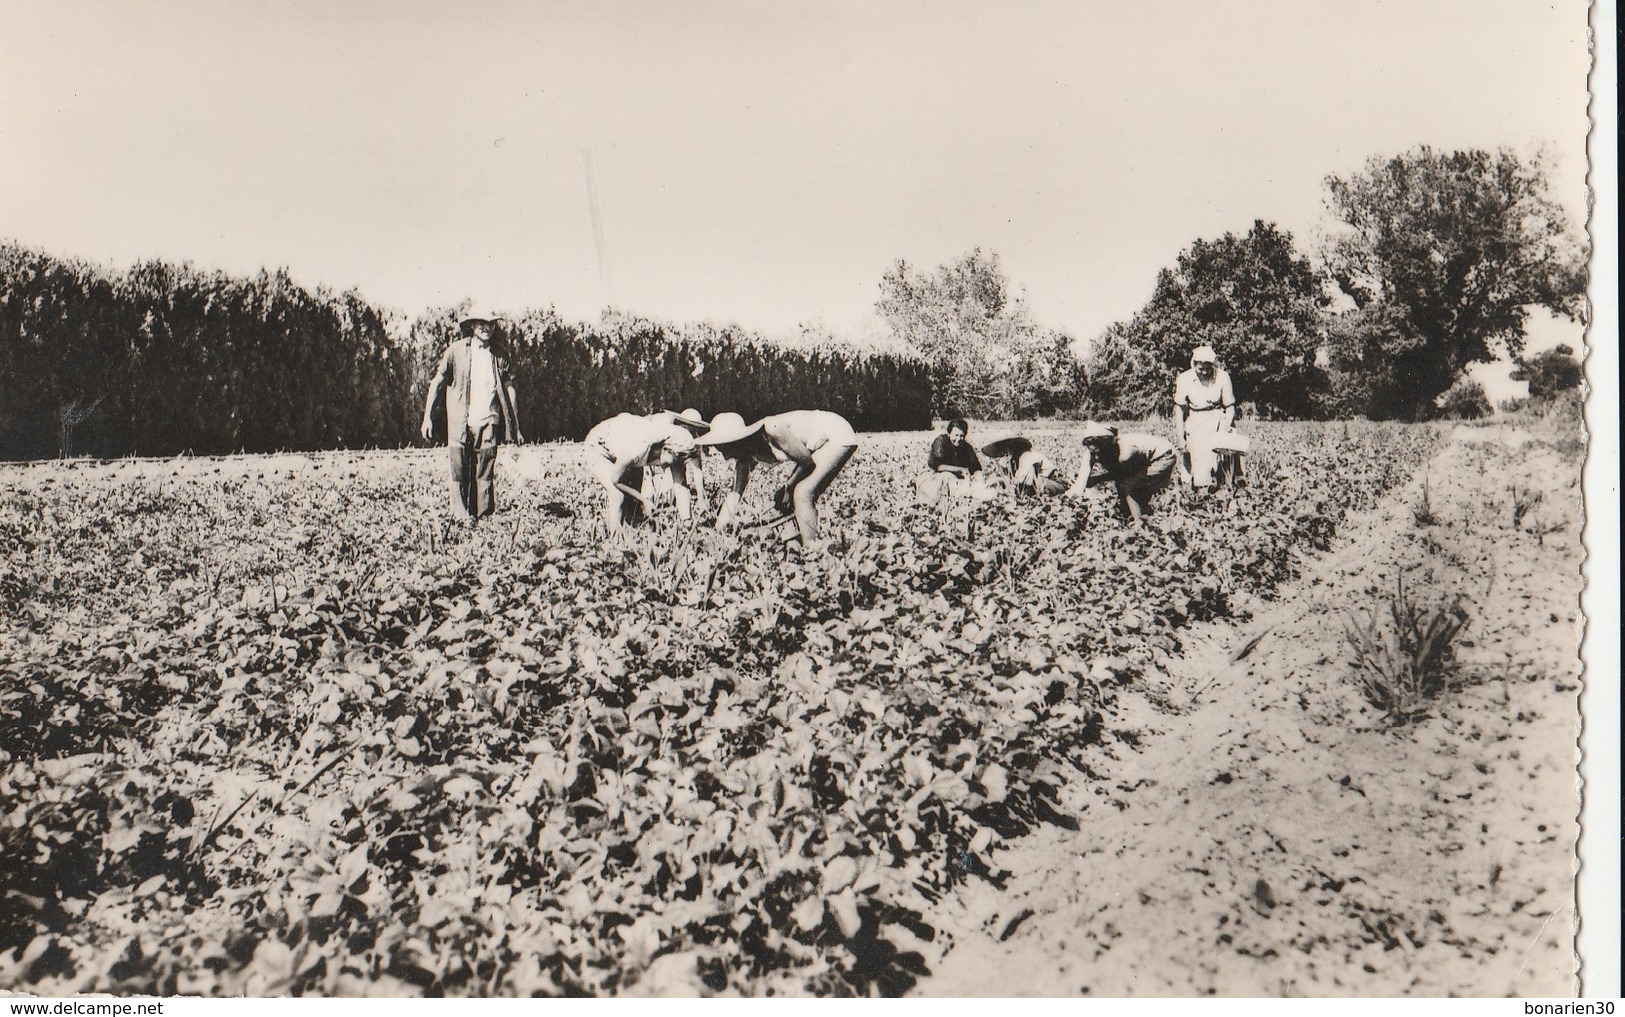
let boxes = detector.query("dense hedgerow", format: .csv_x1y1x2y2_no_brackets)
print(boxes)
0,243,410,460
0,242,931,460
405,308,931,442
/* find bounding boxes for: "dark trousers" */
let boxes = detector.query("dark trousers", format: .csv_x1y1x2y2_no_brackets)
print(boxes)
448,423,498,520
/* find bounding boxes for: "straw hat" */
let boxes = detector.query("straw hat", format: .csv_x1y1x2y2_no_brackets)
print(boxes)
669,408,710,432
1078,421,1117,445
981,436,1033,458
693,412,763,446
459,308,507,333
1190,345,1218,365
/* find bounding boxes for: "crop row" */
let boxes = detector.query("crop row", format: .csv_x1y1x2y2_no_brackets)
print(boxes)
0,422,1440,994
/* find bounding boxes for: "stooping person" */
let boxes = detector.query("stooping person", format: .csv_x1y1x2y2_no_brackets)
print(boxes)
1063,422,1177,527
697,410,858,547
582,413,700,531
419,309,523,523
915,418,986,507
1173,345,1237,489
643,408,712,517
981,436,1066,496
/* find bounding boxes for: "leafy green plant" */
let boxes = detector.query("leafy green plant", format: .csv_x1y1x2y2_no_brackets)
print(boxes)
0,422,1443,995
1341,575,1471,725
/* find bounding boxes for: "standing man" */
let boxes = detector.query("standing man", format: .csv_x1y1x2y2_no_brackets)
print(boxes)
1173,345,1235,489
420,309,522,522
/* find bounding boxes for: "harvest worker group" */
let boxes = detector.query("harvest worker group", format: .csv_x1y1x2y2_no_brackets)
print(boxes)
419,316,1244,537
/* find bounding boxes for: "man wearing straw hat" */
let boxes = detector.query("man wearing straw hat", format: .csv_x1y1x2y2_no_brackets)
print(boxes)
696,409,857,547
982,435,1066,496
583,412,702,531
642,408,712,521
1173,345,1236,489
420,308,522,522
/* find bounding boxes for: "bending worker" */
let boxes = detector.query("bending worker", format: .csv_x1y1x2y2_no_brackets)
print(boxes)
1064,422,1177,527
583,412,701,531
982,436,1065,496
644,408,712,517
696,410,858,547
1173,345,1236,489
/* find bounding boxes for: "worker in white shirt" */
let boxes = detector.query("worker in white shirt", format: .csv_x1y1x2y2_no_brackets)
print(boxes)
1063,423,1178,527
420,310,522,522
981,436,1066,496
1173,345,1236,489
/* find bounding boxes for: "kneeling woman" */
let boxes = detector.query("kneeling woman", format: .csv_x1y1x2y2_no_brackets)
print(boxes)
583,413,700,530
696,410,858,546
1063,422,1177,526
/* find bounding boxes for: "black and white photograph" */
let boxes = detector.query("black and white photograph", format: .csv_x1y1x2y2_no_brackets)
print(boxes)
0,0,1616,1000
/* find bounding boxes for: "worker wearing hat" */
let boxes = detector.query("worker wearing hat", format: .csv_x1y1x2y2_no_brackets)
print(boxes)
1173,345,1236,489
981,436,1066,496
640,408,712,519
696,409,858,547
420,308,522,522
583,412,703,531
1063,422,1177,526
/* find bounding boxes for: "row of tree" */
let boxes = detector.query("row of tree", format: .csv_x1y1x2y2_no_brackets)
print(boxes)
882,146,1587,422
403,308,931,443
1,144,1587,458
0,244,930,460
0,245,411,459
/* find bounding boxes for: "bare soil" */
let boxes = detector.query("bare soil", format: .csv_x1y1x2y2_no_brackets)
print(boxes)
911,423,1584,996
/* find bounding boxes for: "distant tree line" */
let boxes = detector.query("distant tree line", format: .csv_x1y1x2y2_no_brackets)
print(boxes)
0,245,411,459
883,146,1587,423
0,244,930,460
1,144,1587,459
404,307,931,443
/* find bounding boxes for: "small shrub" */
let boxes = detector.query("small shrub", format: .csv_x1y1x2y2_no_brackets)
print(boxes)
1435,380,1492,420
1540,388,1585,430
1509,483,1542,529
1342,576,1471,725
1411,478,1438,527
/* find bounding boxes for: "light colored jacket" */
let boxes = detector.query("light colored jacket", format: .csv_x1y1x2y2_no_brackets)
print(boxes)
427,339,520,444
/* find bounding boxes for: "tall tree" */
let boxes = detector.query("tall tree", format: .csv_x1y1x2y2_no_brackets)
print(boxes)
1091,221,1330,418
1080,321,1167,420
1322,146,1586,419
875,248,1079,419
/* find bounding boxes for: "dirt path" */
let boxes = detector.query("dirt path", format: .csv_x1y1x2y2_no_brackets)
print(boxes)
912,423,1583,997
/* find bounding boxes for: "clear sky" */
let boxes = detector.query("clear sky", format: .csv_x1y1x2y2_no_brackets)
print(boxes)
0,0,1593,358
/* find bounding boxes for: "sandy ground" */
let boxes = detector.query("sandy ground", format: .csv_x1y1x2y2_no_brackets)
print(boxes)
910,424,1583,996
